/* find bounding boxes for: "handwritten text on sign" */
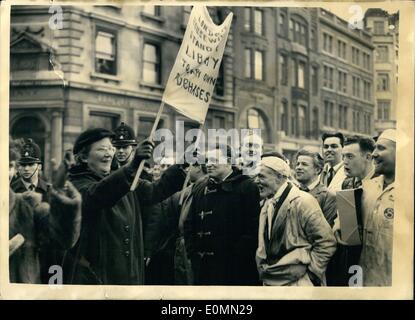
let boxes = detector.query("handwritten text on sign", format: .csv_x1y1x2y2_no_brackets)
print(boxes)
162,7,233,124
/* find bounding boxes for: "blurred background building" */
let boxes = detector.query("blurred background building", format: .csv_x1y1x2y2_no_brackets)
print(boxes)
10,5,395,176
364,8,399,135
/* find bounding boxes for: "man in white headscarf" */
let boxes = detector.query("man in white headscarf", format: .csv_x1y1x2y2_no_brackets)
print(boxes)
255,156,337,286
359,129,396,286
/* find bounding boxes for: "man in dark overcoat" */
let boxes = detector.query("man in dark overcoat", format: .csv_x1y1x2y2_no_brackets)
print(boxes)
184,143,261,285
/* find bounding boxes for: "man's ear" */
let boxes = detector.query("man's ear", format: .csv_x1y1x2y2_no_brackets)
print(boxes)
365,152,372,161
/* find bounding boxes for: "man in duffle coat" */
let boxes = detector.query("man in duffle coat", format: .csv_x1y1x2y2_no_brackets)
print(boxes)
184,143,261,285
65,128,186,285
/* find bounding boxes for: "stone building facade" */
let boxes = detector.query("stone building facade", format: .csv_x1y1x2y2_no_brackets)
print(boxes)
10,5,377,176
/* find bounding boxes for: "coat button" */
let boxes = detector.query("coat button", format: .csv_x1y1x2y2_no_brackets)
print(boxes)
124,238,130,245
125,250,130,257
124,225,130,232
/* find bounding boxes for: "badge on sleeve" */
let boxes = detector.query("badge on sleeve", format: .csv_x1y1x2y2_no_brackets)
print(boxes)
384,208,394,219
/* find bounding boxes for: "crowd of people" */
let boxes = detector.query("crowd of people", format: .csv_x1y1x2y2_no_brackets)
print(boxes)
9,122,396,287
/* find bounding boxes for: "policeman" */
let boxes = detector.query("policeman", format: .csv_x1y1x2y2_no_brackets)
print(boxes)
11,138,51,203
112,122,138,167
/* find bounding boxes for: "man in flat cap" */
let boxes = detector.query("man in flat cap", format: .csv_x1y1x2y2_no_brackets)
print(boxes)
359,129,396,286
184,143,261,285
64,127,187,285
11,138,51,203
255,156,337,286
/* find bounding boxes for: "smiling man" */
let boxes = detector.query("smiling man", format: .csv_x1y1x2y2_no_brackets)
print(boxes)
255,156,336,286
11,139,51,203
184,143,260,285
294,149,337,227
359,129,396,286
320,132,346,192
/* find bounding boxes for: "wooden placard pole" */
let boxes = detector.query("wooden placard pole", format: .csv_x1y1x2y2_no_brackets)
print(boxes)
178,121,206,206
130,101,165,191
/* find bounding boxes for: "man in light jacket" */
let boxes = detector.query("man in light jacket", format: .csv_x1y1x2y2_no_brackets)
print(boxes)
255,156,337,286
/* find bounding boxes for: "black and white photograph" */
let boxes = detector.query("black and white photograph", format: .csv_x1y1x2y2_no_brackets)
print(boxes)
0,0,413,300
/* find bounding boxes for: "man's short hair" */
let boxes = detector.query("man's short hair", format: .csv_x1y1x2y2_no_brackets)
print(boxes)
344,135,375,154
322,131,345,147
295,149,324,174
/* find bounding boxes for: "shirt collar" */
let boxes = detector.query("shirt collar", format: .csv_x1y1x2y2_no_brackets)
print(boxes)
306,177,320,190
332,161,343,173
272,181,289,201
21,176,38,190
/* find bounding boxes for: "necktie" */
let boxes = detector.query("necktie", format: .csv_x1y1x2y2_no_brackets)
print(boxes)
267,198,278,239
29,184,36,191
354,179,362,189
326,167,335,186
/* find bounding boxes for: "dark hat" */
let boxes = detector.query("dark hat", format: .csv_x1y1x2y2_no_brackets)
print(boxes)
73,128,115,155
19,138,42,164
112,122,137,147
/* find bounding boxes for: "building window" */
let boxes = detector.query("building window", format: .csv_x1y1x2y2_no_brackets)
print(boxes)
323,65,334,89
352,47,360,66
337,40,347,60
377,100,391,120
281,100,288,134
254,9,264,35
254,50,264,80
247,108,269,142
312,107,319,138
142,5,161,16
338,70,347,94
323,33,333,54
279,54,288,86
244,8,264,35
137,116,164,142
298,106,307,137
297,61,306,88
215,62,225,96
290,18,307,46
88,111,120,130
324,100,334,127
244,7,251,31
376,46,389,62
377,73,390,91
289,19,295,40
352,76,361,98
343,106,348,129
95,30,116,75
279,13,286,36
248,109,260,128
311,28,317,51
143,43,161,84
338,105,348,129
363,52,371,70
214,116,226,129
363,80,372,101
311,66,318,95
244,49,251,78
182,6,192,25
374,21,385,35
291,104,297,136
